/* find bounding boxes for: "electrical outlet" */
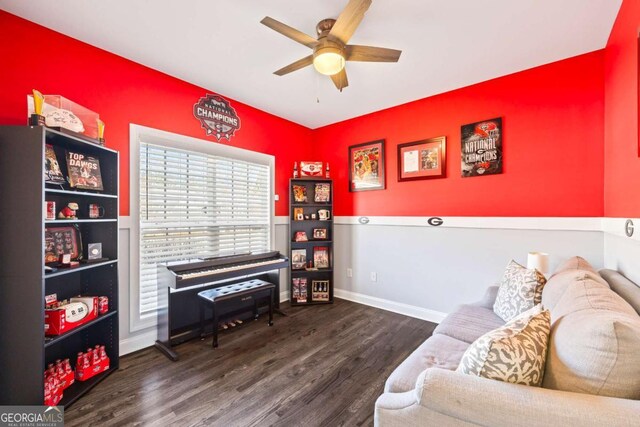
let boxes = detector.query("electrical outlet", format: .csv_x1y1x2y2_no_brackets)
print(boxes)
347,268,353,278
274,194,280,201
370,272,377,282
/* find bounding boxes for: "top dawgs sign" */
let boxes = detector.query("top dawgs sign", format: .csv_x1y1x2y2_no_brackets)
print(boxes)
193,94,241,141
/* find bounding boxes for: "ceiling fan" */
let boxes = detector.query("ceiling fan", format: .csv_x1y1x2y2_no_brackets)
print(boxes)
260,0,402,92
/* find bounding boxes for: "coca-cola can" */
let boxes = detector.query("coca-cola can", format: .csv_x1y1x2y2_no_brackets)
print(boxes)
45,201,56,220
98,296,109,314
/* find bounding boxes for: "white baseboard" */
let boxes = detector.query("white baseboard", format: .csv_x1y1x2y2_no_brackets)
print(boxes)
119,329,157,356
280,291,289,303
334,288,446,324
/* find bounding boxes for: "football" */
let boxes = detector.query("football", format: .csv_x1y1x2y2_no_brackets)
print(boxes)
64,302,89,323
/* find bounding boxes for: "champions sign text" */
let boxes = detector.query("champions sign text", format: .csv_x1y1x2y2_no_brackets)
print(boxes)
193,94,241,141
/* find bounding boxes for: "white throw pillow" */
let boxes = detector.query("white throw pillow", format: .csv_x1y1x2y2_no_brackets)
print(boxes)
457,304,551,386
493,260,546,322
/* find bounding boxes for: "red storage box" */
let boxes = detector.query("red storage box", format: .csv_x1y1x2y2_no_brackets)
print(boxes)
45,296,98,336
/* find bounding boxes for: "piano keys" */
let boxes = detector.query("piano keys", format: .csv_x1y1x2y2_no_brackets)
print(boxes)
155,250,289,361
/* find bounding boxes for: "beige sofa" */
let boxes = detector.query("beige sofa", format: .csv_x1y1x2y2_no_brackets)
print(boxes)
375,258,640,426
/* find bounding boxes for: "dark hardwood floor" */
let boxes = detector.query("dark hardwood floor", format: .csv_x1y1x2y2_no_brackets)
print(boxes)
65,298,435,427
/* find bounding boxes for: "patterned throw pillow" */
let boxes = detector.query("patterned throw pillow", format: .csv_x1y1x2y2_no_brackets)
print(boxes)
456,305,551,386
493,260,546,322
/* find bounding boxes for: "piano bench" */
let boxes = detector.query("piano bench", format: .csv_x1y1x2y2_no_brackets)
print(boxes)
197,279,275,348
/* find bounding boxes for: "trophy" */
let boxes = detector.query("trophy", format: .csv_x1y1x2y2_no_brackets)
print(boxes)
29,89,46,126
97,119,105,145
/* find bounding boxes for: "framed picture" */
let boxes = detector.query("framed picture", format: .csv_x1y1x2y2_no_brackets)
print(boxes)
45,225,82,264
313,228,328,240
314,183,331,202
294,231,308,242
291,249,307,270
349,140,385,192
300,161,323,177
292,185,307,202
313,246,330,269
461,118,503,177
293,207,304,221
398,136,446,181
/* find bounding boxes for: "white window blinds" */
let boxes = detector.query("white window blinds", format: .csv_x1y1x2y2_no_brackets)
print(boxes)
139,142,271,315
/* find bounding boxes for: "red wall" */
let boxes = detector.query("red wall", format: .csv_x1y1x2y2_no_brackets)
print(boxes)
604,0,640,217
0,11,313,216
313,51,606,217
0,11,610,219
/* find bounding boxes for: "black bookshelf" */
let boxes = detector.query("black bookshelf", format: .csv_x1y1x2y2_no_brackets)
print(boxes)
0,126,119,406
289,178,334,305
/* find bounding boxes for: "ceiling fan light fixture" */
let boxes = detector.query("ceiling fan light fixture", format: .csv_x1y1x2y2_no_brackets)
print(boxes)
313,46,345,76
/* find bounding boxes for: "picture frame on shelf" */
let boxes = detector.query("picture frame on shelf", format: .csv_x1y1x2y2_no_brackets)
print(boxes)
292,184,307,202
294,231,309,242
300,161,323,177
349,139,385,192
398,136,446,181
314,183,331,202
291,249,307,270
313,246,330,269
313,228,328,240
293,207,304,220
45,225,83,264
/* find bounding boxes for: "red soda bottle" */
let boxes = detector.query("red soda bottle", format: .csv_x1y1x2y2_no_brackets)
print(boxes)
56,360,65,377
64,358,72,373
82,352,91,368
92,348,100,365
100,346,107,360
76,352,83,369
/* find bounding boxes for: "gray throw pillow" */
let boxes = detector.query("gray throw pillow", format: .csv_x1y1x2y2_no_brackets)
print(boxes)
493,260,546,322
457,304,551,386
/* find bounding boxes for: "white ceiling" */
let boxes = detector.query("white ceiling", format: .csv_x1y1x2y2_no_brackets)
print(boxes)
1,0,621,129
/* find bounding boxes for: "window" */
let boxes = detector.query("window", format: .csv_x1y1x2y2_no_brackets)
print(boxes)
130,125,274,330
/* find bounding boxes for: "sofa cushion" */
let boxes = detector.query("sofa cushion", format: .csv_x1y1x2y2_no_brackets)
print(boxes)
548,277,636,322
433,304,505,344
457,305,551,387
542,275,640,399
493,260,546,322
543,308,640,399
542,270,609,314
384,334,469,393
552,256,598,275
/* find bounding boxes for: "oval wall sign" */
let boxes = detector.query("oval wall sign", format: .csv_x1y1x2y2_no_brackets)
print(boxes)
427,217,443,226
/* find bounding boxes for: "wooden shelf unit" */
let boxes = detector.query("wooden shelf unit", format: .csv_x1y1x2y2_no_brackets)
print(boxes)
0,125,119,406
289,178,334,305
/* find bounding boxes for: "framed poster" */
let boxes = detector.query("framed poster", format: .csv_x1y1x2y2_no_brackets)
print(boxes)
397,136,446,181
45,225,82,264
349,140,385,192
461,118,503,177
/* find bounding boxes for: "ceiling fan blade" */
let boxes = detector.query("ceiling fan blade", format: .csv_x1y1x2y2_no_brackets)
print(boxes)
260,17,318,49
345,45,402,62
329,0,372,45
274,55,314,76
330,68,349,92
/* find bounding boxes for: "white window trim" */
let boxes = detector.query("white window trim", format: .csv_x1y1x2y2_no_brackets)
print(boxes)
129,124,275,332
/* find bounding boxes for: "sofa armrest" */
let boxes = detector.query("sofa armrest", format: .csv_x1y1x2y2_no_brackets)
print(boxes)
416,368,640,426
470,285,499,309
